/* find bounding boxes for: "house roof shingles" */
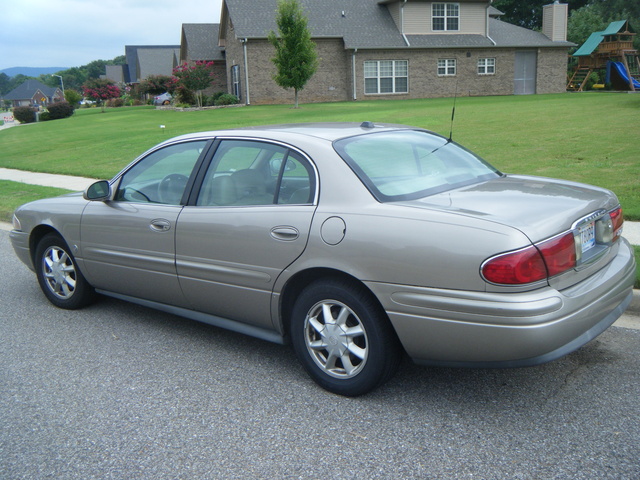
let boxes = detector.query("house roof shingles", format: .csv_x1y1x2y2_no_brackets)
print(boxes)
223,0,574,49
125,45,180,83
4,79,59,101
182,24,225,61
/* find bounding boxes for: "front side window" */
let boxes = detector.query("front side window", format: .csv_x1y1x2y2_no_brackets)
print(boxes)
364,60,408,94
437,59,456,76
196,140,315,206
478,58,496,75
115,141,207,204
334,130,500,202
433,3,459,31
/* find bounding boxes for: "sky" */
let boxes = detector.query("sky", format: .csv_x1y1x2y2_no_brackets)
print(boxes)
1,0,224,70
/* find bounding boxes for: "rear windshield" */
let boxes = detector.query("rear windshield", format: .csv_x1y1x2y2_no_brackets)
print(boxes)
333,129,501,202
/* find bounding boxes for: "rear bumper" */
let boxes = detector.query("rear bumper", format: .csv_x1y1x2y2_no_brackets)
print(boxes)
367,239,636,367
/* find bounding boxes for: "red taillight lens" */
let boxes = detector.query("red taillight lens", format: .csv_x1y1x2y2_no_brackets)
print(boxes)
537,232,576,277
610,207,623,242
482,232,576,285
482,246,547,285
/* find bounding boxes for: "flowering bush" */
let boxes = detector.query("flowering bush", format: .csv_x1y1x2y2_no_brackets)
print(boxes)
172,61,216,107
82,79,122,112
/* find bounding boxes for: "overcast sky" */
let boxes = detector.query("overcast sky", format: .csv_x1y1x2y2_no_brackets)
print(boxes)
1,0,224,70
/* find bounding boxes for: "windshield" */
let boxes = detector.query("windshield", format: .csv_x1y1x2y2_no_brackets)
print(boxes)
333,130,501,202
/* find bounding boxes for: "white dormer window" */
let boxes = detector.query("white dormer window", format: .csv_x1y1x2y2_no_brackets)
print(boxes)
432,3,459,31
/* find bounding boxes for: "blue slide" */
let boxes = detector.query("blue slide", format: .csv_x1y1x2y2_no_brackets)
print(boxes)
607,61,640,89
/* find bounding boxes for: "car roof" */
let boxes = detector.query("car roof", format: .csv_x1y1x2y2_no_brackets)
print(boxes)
162,122,429,145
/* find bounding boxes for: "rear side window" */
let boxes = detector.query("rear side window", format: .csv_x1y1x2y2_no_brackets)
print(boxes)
333,130,500,202
196,140,315,206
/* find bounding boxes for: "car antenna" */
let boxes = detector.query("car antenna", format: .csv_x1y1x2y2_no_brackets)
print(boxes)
448,79,459,142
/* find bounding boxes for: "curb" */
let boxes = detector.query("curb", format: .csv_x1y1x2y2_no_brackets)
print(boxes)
629,288,640,315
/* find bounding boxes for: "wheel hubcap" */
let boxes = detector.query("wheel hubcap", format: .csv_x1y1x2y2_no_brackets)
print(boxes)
304,300,368,379
42,246,77,299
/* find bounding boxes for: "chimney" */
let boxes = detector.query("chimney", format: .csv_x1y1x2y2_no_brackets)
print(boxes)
542,2,568,42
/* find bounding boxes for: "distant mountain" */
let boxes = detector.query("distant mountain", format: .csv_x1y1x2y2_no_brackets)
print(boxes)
1,67,69,78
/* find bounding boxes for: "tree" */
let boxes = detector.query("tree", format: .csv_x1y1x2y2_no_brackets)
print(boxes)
82,78,121,112
568,5,607,48
268,0,318,108
172,61,216,107
64,89,83,108
493,0,590,30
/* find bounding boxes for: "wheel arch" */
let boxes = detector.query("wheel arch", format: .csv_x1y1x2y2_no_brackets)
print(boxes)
278,267,396,343
28,225,62,267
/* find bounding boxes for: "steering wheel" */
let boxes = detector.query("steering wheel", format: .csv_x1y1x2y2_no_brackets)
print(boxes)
158,174,189,204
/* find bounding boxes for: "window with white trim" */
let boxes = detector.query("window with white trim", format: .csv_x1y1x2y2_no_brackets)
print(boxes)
437,59,456,76
364,60,408,94
477,58,496,75
432,3,459,31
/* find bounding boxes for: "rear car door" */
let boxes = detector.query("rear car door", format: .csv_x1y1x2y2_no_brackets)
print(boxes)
80,140,210,306
175,139,317,330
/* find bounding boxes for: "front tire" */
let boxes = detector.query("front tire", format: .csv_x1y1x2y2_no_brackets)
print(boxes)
290,279,401,396
35,233,95,309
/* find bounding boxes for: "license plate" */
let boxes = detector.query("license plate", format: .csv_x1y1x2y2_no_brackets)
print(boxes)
580,221,596,253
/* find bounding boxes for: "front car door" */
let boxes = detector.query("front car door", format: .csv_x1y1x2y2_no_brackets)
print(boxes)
175,139,317,330
79,140,210,306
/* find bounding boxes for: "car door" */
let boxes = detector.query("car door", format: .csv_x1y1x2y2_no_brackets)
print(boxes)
175,139,317,330
80,140,210,306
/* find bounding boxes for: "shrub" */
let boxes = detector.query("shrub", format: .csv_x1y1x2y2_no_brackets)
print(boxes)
214,94,240,106
173,86,196,106
106,97,125,107
13,106,37,124
47,101,75,120
64,89,82,107
205,92,225,106
38,111,51,121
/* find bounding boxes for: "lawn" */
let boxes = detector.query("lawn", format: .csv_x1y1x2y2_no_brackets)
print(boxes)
1,93,639,218
0,181,72,223
0,93,638,286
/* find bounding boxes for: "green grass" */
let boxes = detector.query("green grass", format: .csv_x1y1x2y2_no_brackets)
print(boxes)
0,181,72,223
1,93,639,218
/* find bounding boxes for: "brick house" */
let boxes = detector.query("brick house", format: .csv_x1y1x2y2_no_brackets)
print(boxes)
180,23,228,93
4,79,64,108
218,0,573,104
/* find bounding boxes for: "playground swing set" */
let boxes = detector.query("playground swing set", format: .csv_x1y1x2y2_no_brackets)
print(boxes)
567,20,640,92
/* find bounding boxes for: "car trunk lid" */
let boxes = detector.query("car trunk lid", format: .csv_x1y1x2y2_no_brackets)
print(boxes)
400,174,620,243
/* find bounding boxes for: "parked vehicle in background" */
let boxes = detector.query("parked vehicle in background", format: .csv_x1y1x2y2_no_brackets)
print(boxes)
154,92,172,105
9,123,636,396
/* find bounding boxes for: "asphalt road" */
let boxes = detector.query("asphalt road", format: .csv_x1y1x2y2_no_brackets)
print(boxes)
1,229,639,480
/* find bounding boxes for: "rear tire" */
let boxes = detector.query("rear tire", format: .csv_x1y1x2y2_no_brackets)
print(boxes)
35,233,95,310
290,279,401,396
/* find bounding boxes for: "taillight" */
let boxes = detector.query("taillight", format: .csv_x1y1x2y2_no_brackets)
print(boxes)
609,207,623,242
482,232,576,285
537,232,576,277
481,246,547,285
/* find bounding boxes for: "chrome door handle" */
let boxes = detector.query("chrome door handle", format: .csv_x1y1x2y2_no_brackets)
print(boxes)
270,226,299,241
150,219,172,232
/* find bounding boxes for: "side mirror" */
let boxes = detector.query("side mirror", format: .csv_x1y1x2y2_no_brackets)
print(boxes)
83,180,111,201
